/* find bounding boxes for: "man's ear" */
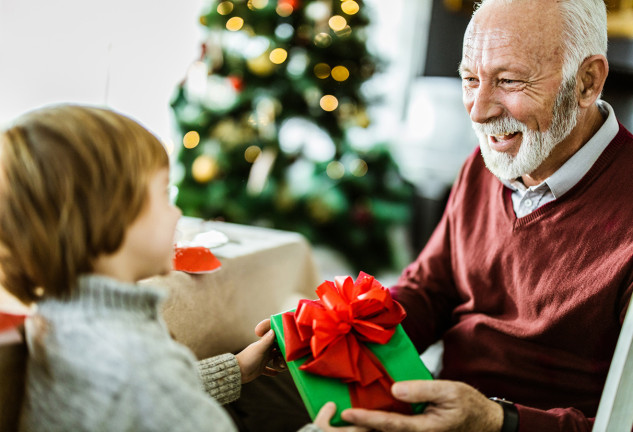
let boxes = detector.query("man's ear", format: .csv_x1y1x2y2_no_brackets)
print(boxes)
577,54,609,108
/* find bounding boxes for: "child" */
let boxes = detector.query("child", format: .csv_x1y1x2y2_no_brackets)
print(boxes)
0,105,363,432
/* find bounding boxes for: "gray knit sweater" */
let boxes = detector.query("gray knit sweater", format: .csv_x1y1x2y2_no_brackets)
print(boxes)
19,275,322,432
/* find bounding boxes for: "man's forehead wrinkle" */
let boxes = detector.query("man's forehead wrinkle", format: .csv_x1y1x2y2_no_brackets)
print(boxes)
465,27,514,49
462,28,515,69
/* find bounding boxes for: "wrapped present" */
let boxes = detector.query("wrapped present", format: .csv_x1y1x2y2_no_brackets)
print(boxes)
271,272,433,426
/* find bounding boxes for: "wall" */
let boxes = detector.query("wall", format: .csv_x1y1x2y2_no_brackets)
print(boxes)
0,0,426,146
0,0,206,142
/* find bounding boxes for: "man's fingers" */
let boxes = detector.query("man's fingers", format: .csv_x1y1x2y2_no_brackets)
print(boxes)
255,318,271,337
391,379,448,403
314,401,337,424
342,408,428,431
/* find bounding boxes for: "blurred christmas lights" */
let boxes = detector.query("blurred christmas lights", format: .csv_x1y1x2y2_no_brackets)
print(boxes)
217,1,234,15
269,48,288,64
183,131,201,149
314,63,331,79
276,3,294,16
326,161,345,179
192,155,219,183
341,0,360,15
331,65,349,81
320,94,339,111
314,32,333,47
244,145,262,163
226,17,244,31
328,15,347,31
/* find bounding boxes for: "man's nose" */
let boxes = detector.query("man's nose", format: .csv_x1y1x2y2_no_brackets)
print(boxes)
467,83,503,124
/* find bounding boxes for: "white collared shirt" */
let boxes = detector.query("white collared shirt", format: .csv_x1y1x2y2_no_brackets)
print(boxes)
501,101,619,218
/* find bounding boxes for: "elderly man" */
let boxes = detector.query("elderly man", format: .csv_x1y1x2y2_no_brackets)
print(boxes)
338,0,633,431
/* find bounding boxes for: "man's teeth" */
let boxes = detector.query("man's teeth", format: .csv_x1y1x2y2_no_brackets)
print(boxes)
493,132,517,139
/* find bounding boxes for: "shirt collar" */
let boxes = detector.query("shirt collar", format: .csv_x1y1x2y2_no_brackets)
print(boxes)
500,100,619,197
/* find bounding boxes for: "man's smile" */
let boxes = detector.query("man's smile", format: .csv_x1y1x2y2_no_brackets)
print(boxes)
489,131,522,152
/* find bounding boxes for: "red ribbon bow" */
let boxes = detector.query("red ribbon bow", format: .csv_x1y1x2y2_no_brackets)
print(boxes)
282,272,412,413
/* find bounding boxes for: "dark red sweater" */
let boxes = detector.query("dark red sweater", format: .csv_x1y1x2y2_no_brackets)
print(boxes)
392,124,633,431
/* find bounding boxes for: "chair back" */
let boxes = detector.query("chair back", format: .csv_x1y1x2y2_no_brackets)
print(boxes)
593,303,633,431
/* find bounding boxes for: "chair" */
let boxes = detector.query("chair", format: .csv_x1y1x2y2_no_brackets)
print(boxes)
593,302,633,431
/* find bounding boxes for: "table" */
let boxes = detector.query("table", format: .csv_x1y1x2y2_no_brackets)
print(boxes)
142,218,320,359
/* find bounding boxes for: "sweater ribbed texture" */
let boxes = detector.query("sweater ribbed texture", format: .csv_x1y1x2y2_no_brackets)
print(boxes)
393,124,633,432
197,353,241,405
19,275,321,432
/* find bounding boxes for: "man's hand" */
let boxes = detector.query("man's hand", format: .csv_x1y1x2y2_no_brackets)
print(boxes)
314,402,370,432
341,380,504,432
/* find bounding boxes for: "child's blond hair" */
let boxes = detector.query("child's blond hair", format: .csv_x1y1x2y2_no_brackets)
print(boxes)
0,105,169,303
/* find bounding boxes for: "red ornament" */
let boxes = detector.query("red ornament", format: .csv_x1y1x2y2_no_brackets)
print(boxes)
227,76,244,92
279,0,299,9
173,246,222,273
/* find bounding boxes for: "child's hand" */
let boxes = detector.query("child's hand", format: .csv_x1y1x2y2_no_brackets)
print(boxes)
253,318,287,374
254,318,271,337
235,329,285,384
314,402,370,432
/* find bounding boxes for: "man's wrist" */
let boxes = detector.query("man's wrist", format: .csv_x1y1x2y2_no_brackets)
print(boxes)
489,397,519,432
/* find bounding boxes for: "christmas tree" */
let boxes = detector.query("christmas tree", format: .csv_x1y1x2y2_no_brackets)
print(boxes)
170,0,414,272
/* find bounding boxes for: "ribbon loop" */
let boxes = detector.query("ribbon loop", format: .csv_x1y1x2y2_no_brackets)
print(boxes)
282,272,410,413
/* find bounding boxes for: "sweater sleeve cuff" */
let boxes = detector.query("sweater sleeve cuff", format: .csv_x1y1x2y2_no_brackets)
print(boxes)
197,353,241,405
516,404,593,432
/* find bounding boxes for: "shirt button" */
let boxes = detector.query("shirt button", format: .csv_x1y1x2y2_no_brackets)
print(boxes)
524,198,533,208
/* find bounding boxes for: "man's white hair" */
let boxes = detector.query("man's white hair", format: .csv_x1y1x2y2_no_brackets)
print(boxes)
474,0,608,81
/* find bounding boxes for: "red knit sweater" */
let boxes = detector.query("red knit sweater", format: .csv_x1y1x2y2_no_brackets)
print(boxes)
392,124,633,432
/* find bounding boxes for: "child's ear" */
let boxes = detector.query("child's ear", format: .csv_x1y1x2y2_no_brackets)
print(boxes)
576,54,609,108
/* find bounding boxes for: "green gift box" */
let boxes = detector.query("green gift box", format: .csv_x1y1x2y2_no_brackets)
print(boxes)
270,312,434,426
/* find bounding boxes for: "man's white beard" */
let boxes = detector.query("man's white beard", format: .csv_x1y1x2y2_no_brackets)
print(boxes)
472,77,580,180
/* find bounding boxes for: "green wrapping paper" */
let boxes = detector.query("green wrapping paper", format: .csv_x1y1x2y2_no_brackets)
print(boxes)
271,313,434,426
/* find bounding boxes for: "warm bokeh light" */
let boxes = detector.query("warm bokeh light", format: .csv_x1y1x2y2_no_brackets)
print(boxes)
326,161,345,179
192,155,219,183
226,17,244,31
314,63,331,79
244,145,262,163
328,15,347,31
350,158,368,177
247,52,275,76
331,65,349,81
313,32,333,47
269,48,288,64
341,0,360,15
250,0,269,9
276,3,293,16
217,1,234,15
335,25,352,37
183,131,201,149
320,95,339,112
